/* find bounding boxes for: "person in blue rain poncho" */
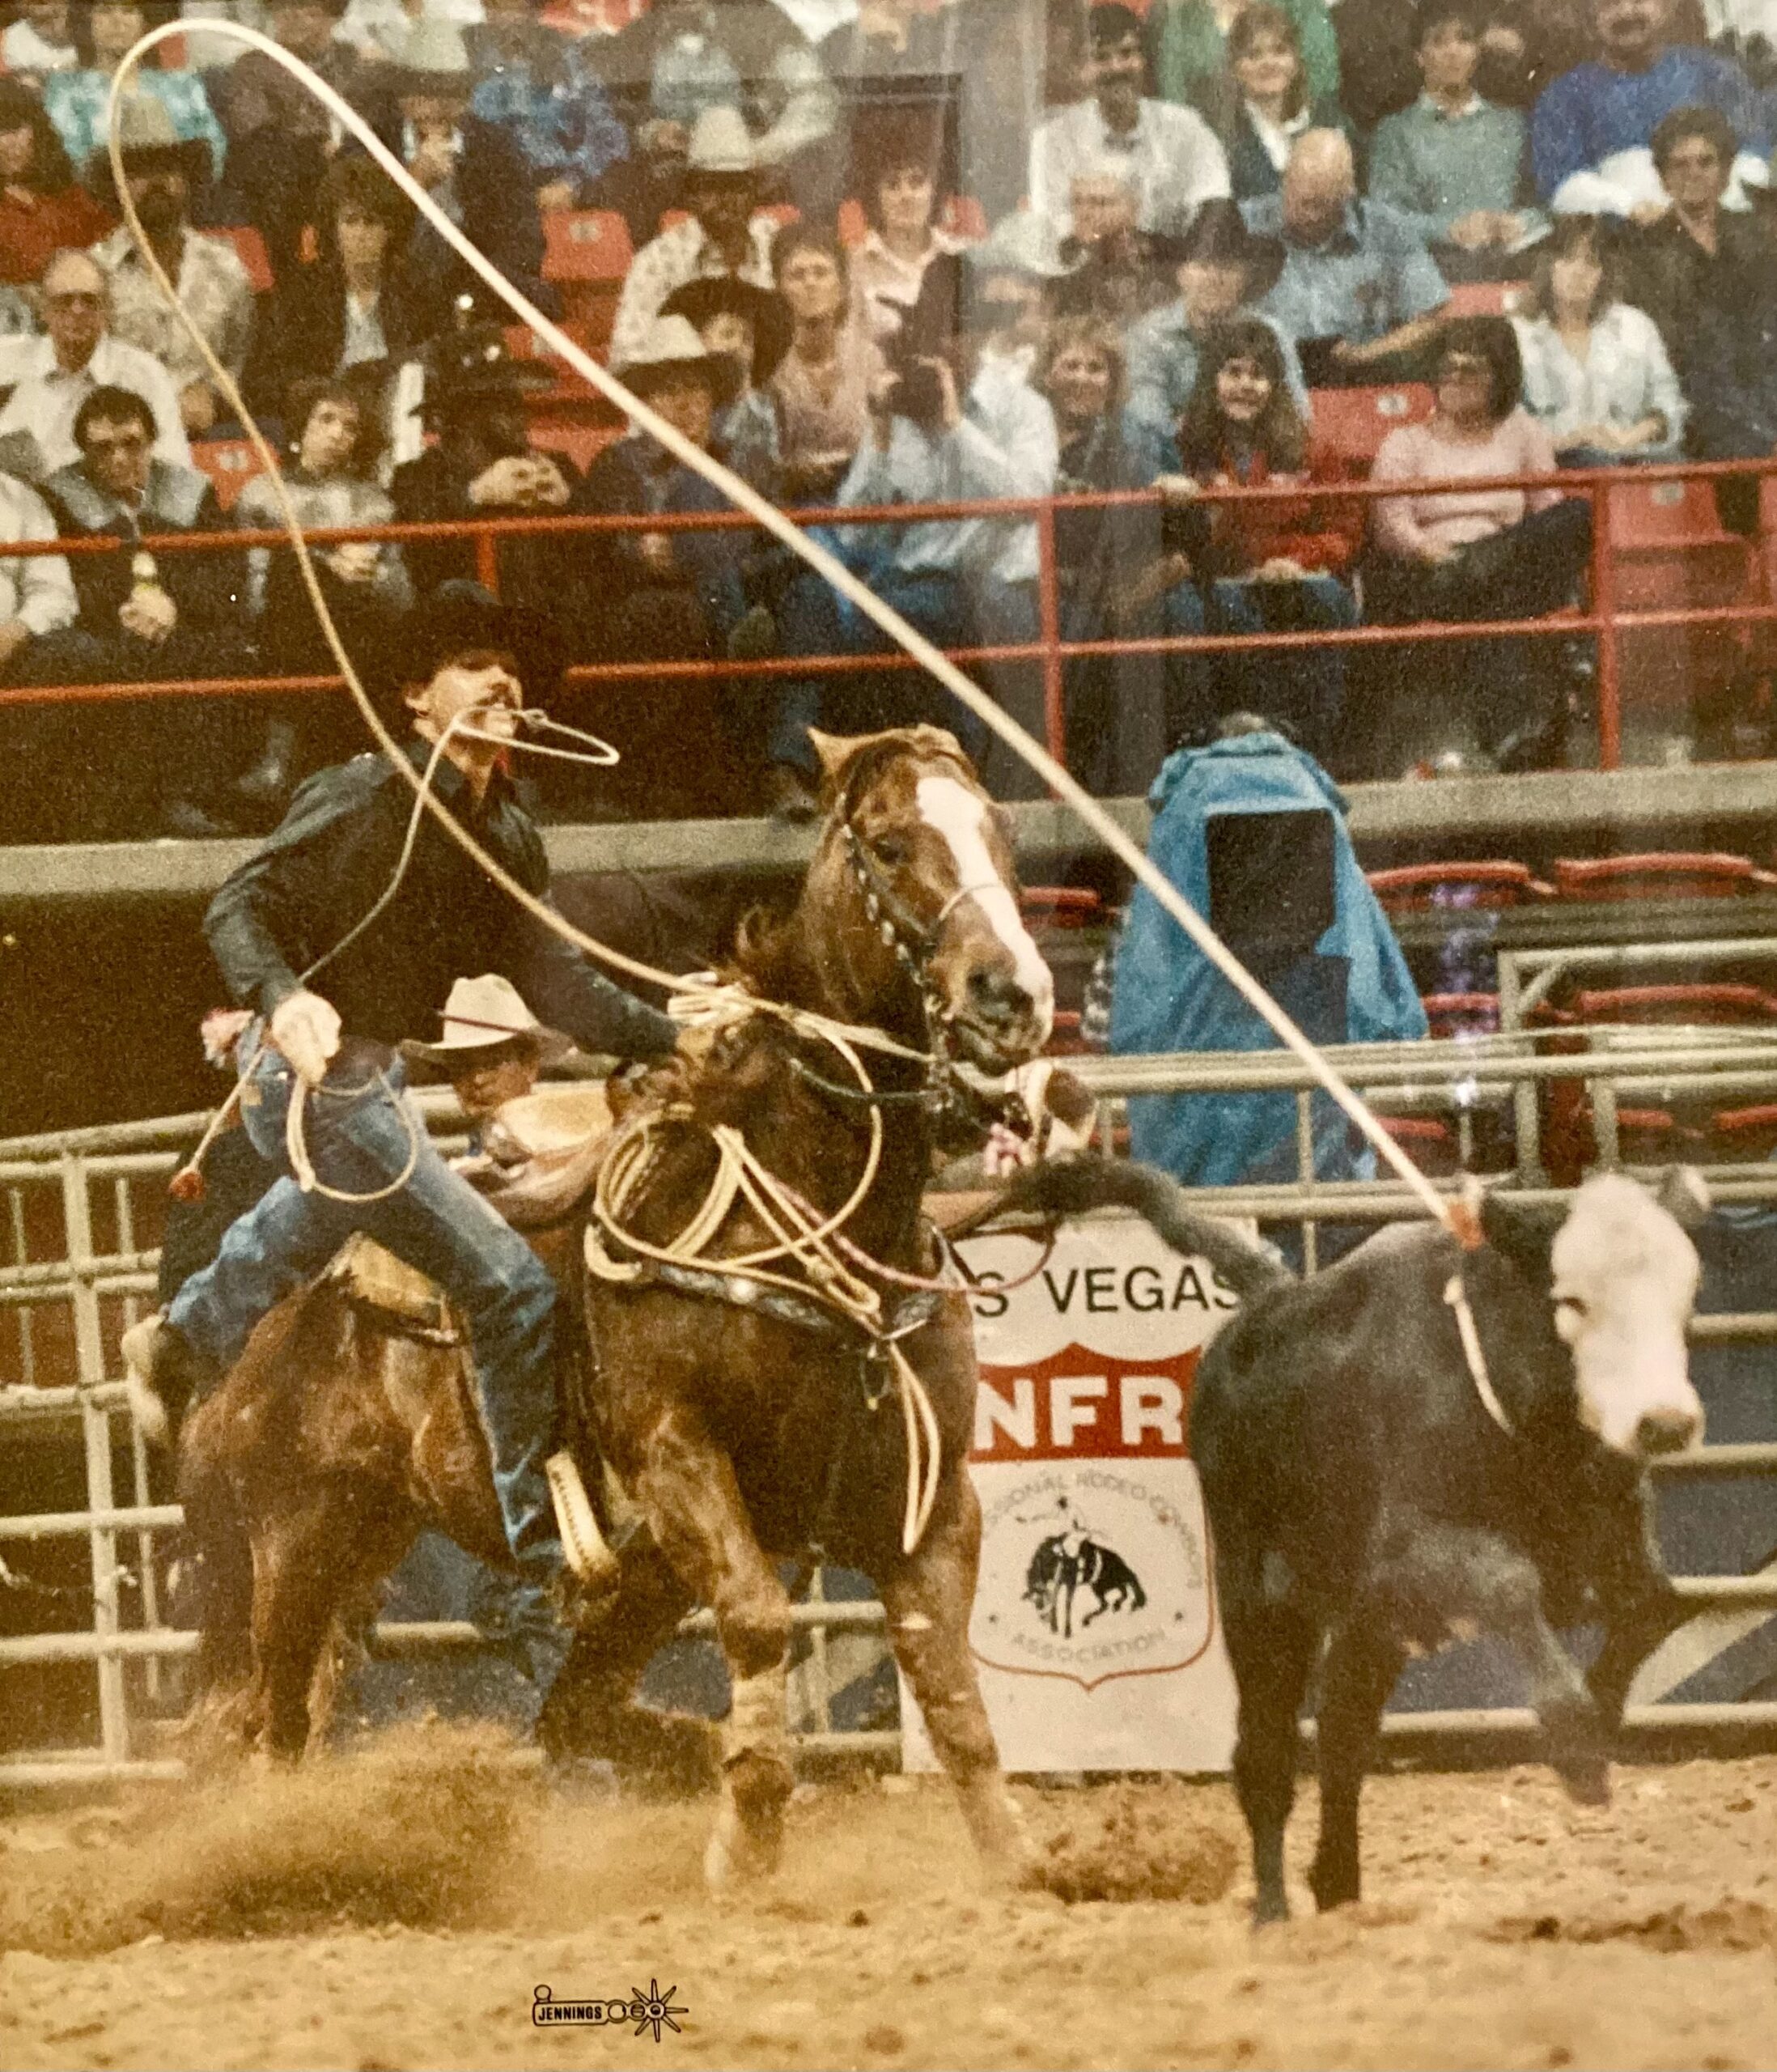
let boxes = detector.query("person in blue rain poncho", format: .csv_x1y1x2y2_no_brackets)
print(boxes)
1109,720,1426,1187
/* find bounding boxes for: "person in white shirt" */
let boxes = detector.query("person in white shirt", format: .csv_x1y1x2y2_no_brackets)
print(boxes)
1029,2,1231,241
775,253,1058,796
609,106,778,366
336,0,486,62
1509,213,1685,461
0,469,77,682
0,251,190,478
2,2,78,83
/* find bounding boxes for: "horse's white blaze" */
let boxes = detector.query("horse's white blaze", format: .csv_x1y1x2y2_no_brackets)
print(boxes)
914,775,1054,1038
1551,1174,1704,1457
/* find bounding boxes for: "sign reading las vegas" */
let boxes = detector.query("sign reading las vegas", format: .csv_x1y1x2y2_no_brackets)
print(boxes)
904,1208,1240,1774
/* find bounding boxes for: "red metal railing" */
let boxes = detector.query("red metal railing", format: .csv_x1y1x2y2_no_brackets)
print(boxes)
3,453,1774,777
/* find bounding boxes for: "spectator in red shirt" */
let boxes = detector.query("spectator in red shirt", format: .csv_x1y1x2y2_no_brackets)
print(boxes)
0,79,113,290
1158,316,1362,757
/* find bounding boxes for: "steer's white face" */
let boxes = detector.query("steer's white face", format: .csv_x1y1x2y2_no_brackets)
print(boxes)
1550,1174,1704,1458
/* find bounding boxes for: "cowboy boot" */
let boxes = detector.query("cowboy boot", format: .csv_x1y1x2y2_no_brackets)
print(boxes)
119,1311,219,1449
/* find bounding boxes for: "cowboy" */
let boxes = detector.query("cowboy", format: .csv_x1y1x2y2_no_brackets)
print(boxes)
87,93,256,438
122,580,681,1707
607,105,778,367
401,970,572,1166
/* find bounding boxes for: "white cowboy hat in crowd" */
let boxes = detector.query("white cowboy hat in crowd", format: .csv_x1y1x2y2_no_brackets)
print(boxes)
612,312,723,380
685,104,756,176
393,19,474,92
401,974,573,1074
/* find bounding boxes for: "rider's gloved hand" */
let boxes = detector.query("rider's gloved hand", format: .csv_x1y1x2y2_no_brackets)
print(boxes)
269,989,343,1089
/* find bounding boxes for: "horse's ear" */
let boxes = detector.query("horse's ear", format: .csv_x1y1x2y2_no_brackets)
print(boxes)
807,725,972,809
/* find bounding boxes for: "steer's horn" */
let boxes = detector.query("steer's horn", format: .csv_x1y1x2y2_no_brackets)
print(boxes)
1655,1165,1712,1229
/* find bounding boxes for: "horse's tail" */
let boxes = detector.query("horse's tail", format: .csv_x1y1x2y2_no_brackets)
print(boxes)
962,1156,1296,1302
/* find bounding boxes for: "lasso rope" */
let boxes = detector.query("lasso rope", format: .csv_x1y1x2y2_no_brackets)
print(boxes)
108,21,1458,1238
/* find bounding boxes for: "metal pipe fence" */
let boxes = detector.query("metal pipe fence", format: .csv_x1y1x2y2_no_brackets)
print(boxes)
2,1026,1775,1790
3,452,1777,771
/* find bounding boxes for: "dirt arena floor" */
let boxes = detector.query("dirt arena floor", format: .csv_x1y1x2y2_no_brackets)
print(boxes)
2,1728,1775,2072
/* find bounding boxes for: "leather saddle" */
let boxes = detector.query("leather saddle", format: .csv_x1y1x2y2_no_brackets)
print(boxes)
322,1084,617,1333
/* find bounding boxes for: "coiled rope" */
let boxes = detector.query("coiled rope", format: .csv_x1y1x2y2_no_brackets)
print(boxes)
108,20,1462,1242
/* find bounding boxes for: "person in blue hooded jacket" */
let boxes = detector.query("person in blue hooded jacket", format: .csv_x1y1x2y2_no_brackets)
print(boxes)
1109,720,1427,1192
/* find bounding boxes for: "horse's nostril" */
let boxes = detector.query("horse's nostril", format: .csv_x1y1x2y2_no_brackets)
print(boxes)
1635,1408,1700,1457
968,968,1032,1021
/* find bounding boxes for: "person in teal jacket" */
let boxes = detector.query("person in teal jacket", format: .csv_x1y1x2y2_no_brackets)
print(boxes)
1108,721,1427,1190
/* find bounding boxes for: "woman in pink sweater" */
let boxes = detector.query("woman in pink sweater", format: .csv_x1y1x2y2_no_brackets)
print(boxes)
1366,315,1593,772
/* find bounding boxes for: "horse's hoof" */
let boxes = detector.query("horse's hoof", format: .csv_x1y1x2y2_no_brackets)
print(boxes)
1556,1756,1611,1808
703,1800,782,1892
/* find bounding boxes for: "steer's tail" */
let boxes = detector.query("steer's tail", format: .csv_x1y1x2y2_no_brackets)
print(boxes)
960,1156,1296,1301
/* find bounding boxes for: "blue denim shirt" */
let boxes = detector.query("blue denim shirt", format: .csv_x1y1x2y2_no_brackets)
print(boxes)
469,36,630,193
1241,195,1448,347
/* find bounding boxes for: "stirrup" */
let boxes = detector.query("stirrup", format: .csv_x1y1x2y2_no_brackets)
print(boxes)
546,1450,620,1590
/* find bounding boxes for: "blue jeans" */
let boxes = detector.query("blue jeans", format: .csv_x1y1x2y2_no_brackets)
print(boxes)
167,1034,567,1679
774,563,990,770
1164,574,1356,759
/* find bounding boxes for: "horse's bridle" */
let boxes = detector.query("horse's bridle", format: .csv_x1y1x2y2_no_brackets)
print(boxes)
812,792,1028,1140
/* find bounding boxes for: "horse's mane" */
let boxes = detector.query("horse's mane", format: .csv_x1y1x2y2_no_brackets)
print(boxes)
728,902,824,1008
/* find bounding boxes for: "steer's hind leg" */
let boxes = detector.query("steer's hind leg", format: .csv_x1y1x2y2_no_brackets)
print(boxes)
1223,1582,1320,1926
1308,1618,1403,1913
633,1409,793,1888
876,1464,1035,1885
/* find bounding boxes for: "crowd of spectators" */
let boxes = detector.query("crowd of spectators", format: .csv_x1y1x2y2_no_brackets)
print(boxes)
2,0,1777,839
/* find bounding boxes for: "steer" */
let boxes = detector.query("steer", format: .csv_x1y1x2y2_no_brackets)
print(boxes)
976,1158,1708,1924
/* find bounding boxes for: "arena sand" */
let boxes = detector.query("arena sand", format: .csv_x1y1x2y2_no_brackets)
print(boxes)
2,1723,1775,2070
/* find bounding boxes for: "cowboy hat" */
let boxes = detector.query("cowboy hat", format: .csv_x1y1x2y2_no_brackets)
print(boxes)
612,314,732,395
389,580,566,705
401,974,573,1076
659,275,792,386
392,19,474,96
419,324,556,425
87,93,211,200
685,104,756,177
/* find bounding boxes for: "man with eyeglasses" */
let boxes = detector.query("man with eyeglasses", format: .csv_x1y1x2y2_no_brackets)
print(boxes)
0,250,189,478
34,384,248,835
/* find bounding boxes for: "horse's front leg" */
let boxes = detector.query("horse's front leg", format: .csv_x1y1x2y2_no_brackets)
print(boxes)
633,1406,793,1890
877,1465,1035,1885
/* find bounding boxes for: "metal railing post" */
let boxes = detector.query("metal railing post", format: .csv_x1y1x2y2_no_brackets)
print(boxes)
1591,478,1621,770
113,1174,161,1703
475,523,501,597
59,1153,128,1764
1037,502,1067,766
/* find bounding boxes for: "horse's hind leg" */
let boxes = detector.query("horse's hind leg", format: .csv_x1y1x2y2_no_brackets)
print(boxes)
877,1468,1033,1883
635,1412,794,1887
251,1483,414,1760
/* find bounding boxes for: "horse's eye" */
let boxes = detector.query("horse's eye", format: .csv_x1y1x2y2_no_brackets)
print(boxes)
872,835,909,868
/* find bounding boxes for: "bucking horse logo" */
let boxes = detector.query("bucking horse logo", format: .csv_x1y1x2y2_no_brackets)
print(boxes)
1021,1502,1148,1638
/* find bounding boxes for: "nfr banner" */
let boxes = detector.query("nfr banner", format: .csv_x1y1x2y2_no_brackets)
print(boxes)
902,1208,1239,1774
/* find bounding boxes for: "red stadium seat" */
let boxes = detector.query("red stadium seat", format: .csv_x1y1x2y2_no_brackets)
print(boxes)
1020,887,1104,926
1550,853,1777,901
940,195,988,242
542,210,633,284
1378,1115,1460,1175
191,439,260,510
1366,860,1552,912
530,420,621,474
1308,384,1435,471
1567,983,1777,1026
1710,1102,1777,1158
1609,478,1751,721
1420,992,1500,1039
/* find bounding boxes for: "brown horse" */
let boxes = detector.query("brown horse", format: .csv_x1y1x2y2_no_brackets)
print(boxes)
177,725,1054,1889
